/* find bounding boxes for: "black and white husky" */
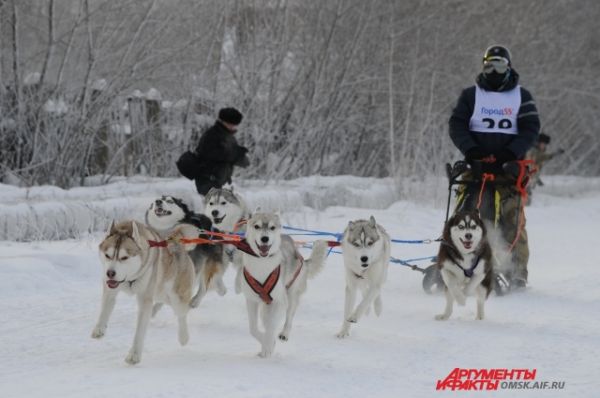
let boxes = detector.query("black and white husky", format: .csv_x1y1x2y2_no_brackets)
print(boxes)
145,195,227,309
435,211,493,321
240,212,328,357
204,187,251,294
337,216,391,338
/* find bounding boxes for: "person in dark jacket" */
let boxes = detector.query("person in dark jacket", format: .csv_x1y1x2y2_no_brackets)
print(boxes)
194,107,249,195
448,45,540,289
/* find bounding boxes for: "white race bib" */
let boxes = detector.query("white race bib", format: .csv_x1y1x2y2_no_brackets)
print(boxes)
469,85,520,135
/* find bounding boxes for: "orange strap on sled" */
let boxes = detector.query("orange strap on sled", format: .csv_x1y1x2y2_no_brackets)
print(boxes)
476,173,496,210
508,159,538,251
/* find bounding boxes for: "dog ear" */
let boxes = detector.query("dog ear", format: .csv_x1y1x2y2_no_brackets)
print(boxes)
107,220,116,236
131,221,147,248
369,215,377,227
206,187,217,197
442,214,455,242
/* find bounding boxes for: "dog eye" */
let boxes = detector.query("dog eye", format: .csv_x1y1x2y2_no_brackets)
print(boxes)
166,200,173,204
458,225,465,230
269,226,276,231
367,241,373,246
221,202,227,205
120,256,129,261
209,202,214,206
352,242,360,247
105,253,110,259
254,225,260,230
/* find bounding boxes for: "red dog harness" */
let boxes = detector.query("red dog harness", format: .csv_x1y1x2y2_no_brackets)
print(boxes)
243,266,281,305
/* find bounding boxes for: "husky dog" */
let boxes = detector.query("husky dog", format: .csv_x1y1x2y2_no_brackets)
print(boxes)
435,211,494,321
337,216,391,338
91,221,197,365
204,187,251,294
145,195,226,309
241,212,328,357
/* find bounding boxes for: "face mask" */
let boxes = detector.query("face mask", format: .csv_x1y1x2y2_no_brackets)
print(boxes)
483,70,509,89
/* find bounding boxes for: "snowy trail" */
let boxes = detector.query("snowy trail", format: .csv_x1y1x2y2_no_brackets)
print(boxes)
0,185,598,397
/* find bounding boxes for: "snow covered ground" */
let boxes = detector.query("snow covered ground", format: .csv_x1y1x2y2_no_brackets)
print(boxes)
0,176,598,397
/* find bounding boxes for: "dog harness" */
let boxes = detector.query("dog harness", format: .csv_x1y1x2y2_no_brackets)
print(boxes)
243,266,281,305
451,255,482,278
243,251,305,304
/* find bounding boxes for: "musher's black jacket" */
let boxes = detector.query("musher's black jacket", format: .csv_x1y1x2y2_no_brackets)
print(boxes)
449,70,540,160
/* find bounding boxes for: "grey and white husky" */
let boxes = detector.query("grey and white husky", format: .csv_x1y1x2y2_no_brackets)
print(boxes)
241,212,328,357
435,211,493,321
204,187,251,294
145,195,226,310
92,221,197,364
337,216,391,338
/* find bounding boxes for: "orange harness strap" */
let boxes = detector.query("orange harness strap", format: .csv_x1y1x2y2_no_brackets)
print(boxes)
508,159,538,251
476,173,496,210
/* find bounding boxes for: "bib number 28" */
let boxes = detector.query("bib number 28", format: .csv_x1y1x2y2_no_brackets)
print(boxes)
482,118,513,129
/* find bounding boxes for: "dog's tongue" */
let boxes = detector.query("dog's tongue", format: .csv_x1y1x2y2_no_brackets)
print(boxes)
258,244,270,257
106,280,120,289
463,241,473,249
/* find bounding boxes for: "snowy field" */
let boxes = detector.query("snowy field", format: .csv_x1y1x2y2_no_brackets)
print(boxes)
0,176,599,397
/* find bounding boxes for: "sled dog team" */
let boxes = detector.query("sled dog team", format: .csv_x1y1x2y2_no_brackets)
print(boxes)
92,188,493,364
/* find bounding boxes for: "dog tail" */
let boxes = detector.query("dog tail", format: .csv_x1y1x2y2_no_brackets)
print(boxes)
305,240,328,279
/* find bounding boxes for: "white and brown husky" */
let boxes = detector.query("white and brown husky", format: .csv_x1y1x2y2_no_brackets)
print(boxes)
240,212,328,357
91,221,198,364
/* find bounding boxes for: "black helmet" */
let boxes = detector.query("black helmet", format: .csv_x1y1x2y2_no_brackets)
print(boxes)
483,45,512,66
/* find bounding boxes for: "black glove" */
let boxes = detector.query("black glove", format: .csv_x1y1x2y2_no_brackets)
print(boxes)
494,148,516,165
465,147,488,162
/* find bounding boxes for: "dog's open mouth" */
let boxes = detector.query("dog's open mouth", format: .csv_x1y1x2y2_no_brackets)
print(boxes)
256,243,271,257
361,262,369,268
460,238,473,250
106,279,124,289
213,215,226,224
154,208,172,217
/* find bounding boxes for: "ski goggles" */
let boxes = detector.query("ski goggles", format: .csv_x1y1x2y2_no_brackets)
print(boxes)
483,56,510,74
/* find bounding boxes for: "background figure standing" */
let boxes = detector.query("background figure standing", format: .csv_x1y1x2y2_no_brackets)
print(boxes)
194,107,249,195
448,45,540,289
525,133,564,203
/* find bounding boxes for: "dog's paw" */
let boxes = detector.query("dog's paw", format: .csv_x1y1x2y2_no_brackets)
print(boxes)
475,314,485,321
178,329,189,346
336,330,350,339
258,349,273,358
435,314,450,321
91,326,105,339
278,333,289,342
125,351,141,365
455,295,466,306
347,316,357,323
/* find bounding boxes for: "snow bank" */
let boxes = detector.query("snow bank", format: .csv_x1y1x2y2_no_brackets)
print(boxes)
1,175,599,241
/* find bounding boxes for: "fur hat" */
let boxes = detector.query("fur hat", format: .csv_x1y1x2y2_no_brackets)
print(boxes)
218,107,243,125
